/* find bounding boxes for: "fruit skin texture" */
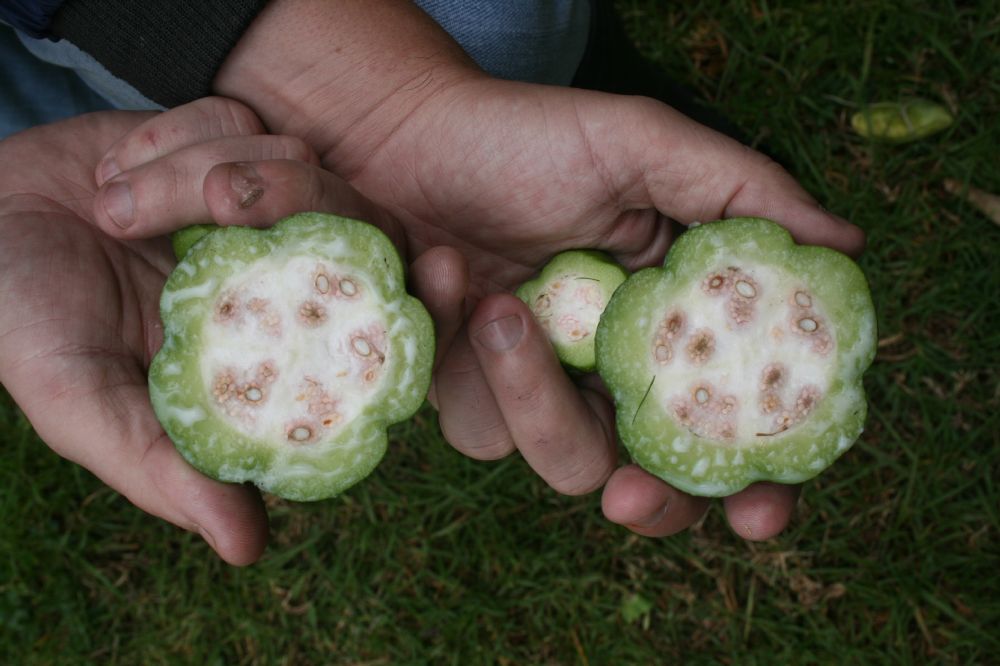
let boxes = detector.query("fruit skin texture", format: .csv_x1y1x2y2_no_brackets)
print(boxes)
148,213,434,501
516,250,628,372
850,99,952,143
170,223,219,261
595,218,876,497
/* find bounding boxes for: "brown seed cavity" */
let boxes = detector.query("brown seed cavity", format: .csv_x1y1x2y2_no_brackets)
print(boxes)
704,273,727,294
759,391,782,414
694,387,711,404
761,363,786,389
243,386,263,403
796,386,822,417
288,425,313,443
794,290,812,308
653,342,672,364
534,293,552,314
658,310,686,340
686,329,716,364
299,301,327,326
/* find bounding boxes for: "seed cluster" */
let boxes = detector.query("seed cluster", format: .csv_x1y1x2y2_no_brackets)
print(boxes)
671,383,740,441
648,268,835,443
651,310,686,365
755,362,823,435
702,267,760,326
532,276,605,343
212,361,280,419
206,262,388,447
789,288,833,355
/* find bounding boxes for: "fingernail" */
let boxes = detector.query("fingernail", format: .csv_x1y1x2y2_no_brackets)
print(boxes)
102,180,134,229
97,156,120,185
633,501,669,528
474,315,523,352
230,162,264,209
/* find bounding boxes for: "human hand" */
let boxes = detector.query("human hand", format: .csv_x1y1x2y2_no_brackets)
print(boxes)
0,101,343,564
94,86,863,541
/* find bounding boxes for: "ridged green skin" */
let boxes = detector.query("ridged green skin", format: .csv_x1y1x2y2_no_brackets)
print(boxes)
149,213,434,501
595,218,876,497
170,223,219,261
516,250,628,372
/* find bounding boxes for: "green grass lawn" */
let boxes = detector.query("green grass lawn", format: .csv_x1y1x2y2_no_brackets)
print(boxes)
2,1,999,664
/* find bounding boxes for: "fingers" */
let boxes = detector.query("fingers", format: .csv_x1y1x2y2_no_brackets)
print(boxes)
462,294,617,495
602,465,710,536
15,378,269,565
201,160,402,248
95,96,266,186
723,481,800,541
602,463,798,540
409,246,470,374
613,98,866,256
92,136,318,238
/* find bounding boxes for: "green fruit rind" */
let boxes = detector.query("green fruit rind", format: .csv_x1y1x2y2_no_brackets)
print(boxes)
516,250,629,372
850,99,953,143
149,212,434,501
170,223,221,261
595,218,876,497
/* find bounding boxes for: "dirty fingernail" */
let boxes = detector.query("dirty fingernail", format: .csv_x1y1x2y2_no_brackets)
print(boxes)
474,315,523,352
103,180,134,229
230,162,264,209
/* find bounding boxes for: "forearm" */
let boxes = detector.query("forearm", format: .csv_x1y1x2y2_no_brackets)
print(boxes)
213,0,484,173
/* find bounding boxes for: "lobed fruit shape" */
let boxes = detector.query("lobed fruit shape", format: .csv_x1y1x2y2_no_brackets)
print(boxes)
595,218,876,497
148,212,434,501
516,250,629,372
171,223,219,261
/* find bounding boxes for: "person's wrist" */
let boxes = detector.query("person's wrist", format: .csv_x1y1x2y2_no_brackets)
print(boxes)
213,0,484,175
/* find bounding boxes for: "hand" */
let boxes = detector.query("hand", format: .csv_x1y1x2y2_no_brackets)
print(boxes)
93,90,863,541
0,102,336,564
202,0,860,537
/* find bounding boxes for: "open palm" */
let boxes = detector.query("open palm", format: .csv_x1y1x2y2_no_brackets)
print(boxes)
0,113,267,564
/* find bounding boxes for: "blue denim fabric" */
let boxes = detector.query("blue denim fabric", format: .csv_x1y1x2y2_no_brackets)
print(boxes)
0,24,111,139
1,0,590,140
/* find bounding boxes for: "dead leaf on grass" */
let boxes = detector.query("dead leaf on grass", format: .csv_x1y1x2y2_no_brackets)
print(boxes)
944,179,1000,226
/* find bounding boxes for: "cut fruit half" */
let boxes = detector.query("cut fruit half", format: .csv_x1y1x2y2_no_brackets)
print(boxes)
516,250,628,372
149,212,434,501
596,218,876,497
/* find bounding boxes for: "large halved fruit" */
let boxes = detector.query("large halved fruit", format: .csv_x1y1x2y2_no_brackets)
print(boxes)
596,218,876,497
149,212,434,501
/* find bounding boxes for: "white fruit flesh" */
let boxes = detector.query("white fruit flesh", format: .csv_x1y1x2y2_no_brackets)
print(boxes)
531,274,608,345
193,256,390,448
647,264,836,446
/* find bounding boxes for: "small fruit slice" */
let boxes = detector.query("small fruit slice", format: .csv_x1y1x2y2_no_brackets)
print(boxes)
595,218,876,497
516,250,628,371
149,212,434,501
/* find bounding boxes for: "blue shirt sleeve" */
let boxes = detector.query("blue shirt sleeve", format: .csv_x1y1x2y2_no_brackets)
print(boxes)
0,0,68,38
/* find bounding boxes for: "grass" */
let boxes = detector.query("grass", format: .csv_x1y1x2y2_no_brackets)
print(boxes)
2,1,999,663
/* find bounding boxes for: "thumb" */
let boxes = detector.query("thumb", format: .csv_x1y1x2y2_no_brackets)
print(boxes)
614,99,866,256
15,375,269,565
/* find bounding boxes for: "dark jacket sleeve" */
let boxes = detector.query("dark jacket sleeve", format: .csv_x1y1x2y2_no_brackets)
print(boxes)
0,0,68,38
47,0,269,107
